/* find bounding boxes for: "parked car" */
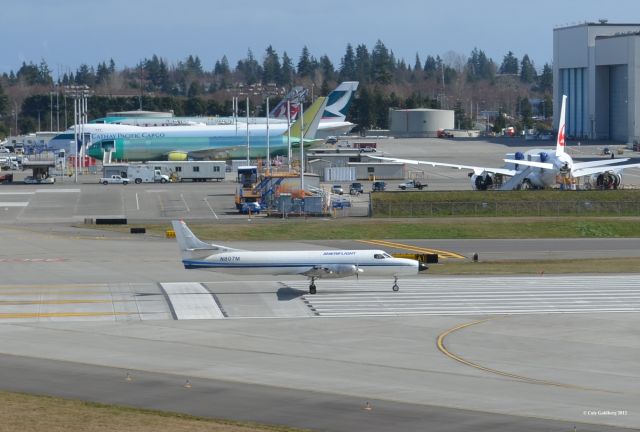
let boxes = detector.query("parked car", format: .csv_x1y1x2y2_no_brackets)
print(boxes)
100,175,129,185
398,179,426,190
24,176,55,184
325,136,338,144
349,182,364,195
331,184,344,195
372,181,386,192
240,202,261,214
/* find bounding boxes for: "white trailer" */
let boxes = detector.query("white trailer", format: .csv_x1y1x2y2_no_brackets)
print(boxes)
127,165,170,184
149,161,226,182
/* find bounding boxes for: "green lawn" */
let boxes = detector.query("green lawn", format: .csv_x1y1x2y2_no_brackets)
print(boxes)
118,217,640,241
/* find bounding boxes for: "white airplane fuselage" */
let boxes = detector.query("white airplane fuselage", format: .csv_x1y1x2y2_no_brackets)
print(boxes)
183,249,420,277
507,148,574,189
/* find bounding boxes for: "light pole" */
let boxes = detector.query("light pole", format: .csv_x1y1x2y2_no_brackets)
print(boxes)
64,85,92,183
12,101,18,136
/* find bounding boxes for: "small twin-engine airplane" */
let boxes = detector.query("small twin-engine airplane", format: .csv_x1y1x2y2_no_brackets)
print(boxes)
172,220,428,294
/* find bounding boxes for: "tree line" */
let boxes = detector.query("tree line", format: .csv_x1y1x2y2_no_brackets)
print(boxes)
0,41,553,137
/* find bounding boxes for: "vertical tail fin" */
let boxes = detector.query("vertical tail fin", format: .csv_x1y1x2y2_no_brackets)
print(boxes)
556,95,567,156
171,220,240,260
322,81,359,121
270,87,308,120
286,96,327,141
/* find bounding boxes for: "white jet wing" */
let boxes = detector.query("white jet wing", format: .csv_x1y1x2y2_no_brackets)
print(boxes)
572,158,630,170
572,161,640,178
368,155,517,177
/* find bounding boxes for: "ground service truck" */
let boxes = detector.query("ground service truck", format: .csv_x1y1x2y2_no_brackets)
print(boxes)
128,165,171,183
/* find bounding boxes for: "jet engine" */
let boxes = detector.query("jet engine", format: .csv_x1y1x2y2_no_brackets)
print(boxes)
471,172,494,190
595,172,622,189
167,151,189,161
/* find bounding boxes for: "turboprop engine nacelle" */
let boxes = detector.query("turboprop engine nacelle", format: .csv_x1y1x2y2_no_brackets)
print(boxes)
307,264,361,279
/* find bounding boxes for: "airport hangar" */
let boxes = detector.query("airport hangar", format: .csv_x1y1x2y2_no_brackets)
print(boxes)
553,21,640,146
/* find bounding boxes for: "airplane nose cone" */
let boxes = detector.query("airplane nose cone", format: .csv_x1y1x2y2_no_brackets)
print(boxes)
418,262,429,272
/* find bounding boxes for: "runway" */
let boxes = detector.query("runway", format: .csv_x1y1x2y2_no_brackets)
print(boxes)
0,217,639,429
1,275,639,322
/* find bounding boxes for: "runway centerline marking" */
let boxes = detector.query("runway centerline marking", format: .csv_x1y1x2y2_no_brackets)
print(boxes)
436,317,618,393
357,239,465,259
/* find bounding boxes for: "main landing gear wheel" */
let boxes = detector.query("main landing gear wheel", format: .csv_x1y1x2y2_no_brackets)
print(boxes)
309,277,317,295
392,276,399,292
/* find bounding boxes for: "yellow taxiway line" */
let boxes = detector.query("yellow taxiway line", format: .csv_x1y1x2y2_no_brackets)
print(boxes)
0,300,132,306
0,312,136,319
357,239,465,259
436,318,616,393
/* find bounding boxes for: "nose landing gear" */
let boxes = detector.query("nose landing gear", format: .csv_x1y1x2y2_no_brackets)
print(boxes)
309,277,317,295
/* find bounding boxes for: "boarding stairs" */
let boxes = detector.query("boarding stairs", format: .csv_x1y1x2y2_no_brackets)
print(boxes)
498,166,534,190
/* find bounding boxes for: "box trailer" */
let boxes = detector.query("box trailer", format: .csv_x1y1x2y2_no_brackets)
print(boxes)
148,161,226,182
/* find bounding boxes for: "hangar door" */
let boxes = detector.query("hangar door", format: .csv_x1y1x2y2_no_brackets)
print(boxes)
609,65,628,142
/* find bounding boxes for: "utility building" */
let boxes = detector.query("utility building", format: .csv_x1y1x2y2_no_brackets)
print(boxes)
389,108,454,138
553,22,640,144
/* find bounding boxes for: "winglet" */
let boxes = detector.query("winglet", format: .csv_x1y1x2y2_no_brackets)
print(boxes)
286,96,327,141
556,95,567,156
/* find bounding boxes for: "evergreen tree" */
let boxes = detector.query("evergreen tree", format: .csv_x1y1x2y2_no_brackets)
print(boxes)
519,96,533,128
95,62,110,85
74,64,95,86
0,82,8,120
499,51,519,74
339,43,356,81
538,63,553,93
371,40,393,84
414,53,422,71
351,85,373,131
236,49,262,85
423,55,437,79
280,52,294,86
520,54,537,83
466,48,494,82
16,62,40,85
297,46,314,78
262,45,281,84
354,44,371,83
318,55,335,82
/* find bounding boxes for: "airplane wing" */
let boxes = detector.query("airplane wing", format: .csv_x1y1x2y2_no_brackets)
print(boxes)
368,155,517,177
572,162,640,178
572,158,630,169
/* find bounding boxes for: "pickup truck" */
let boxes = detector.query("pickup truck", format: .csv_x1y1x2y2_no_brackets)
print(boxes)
100,175,130,185
398,179,427,190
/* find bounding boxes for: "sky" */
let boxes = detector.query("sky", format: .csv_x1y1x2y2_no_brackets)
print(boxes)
3,0,640,78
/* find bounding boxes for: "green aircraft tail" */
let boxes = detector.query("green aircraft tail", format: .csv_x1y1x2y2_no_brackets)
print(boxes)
286,96,327,141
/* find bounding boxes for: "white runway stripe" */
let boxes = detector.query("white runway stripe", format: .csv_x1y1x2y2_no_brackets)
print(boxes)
291,275,640,317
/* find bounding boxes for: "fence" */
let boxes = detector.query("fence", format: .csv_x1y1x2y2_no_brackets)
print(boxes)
372,200,640,218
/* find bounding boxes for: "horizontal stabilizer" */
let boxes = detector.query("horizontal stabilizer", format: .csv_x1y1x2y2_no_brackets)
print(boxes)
171,220,241,257
503,159,554,170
